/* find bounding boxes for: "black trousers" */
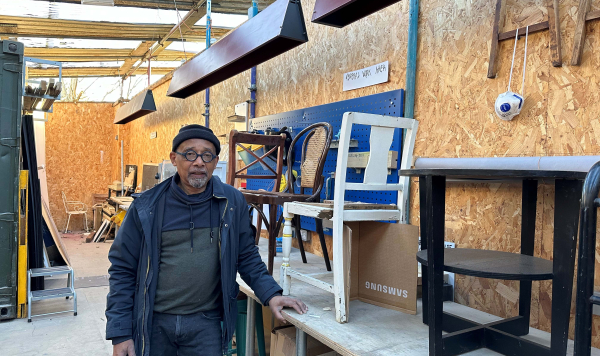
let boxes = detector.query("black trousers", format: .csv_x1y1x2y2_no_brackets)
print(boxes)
149,309,223,356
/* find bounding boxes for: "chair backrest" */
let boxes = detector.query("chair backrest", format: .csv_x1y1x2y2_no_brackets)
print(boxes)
62,191,69,213
333,112,419,223
227,130,286,192
286,122,333,200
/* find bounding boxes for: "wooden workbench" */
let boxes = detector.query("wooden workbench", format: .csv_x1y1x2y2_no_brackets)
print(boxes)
238,238,600,356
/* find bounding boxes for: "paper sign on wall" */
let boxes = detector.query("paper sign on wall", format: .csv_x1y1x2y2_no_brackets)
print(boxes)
343,61,389,92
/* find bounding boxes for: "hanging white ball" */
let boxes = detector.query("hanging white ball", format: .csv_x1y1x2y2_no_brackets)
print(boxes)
494,91,524,121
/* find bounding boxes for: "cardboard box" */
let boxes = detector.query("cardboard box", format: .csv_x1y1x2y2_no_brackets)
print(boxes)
270,326,337,356
343,221,419,315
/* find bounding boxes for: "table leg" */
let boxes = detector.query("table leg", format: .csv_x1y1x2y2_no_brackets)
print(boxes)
518,179,538,336
426,175,446,356
419,176,428,324
551,179,583,356
246,297,256,356
296,327,307,356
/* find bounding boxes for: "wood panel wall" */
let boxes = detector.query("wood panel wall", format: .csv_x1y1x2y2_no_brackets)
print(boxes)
117,0,600,345
45,102,116,230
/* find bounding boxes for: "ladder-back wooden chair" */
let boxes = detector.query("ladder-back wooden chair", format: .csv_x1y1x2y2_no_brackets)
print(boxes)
227,130,286,275
232,124,333,274
281,112,418,323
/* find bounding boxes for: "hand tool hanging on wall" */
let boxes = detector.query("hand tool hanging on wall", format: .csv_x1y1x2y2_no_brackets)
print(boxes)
494,26,528,121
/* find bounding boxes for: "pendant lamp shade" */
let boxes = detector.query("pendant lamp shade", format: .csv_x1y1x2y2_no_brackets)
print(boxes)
167,0,308,99
312,0,401,27
114,90,156,125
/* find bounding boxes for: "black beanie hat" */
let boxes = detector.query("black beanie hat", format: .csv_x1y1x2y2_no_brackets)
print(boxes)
172,124,221,155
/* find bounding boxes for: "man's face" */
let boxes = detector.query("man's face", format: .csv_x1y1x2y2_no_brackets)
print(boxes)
170,138,219,191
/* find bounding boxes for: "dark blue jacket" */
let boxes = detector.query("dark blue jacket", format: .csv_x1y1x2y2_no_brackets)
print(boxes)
105,176,282,355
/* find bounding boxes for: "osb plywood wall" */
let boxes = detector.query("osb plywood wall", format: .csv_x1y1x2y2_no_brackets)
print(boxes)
118,0,600,344
46,102,116,230
120,72,249,174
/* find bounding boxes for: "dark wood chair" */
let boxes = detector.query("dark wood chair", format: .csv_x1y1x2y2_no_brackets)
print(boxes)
227,130,286,275
574,161,600,356
228,124,333,274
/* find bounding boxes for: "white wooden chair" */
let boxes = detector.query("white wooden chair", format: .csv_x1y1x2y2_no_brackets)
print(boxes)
62,191,89,233
280,112,418,323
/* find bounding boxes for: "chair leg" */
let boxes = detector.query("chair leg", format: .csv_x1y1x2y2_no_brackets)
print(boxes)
83,213,89,232
281,208,293,296
64,214,72,234
332,219,349,323
315,219,331,271
255,205,263,245
267,205,277,275
293,215,307,264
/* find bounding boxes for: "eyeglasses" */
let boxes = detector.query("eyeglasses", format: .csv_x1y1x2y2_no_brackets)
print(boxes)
176,150,218,163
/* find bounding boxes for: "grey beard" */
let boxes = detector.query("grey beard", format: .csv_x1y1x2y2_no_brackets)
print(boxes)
188,176,208,189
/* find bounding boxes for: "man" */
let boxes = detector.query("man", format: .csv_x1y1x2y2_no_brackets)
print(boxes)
106,125,307,356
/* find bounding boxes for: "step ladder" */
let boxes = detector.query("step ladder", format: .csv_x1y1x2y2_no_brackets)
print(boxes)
27,266,77,322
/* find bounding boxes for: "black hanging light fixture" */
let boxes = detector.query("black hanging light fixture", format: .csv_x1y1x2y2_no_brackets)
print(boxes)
114,60,157,124
167,0,308,99
311,0,402,27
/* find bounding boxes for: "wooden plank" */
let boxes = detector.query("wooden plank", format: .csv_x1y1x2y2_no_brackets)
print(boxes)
547,0,562,67
23,48,188,62
287,268,334,293
0,15,229,42
497,21,549,41
346,151,398,169
41,198,71,265
122,2,208,79
35,0,276,13
27,66,176,78
587,9,600,21
487,0,506,78
571,0,592,65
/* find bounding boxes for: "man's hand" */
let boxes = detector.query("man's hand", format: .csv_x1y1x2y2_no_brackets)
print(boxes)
113,339,136,356
268,296,308,323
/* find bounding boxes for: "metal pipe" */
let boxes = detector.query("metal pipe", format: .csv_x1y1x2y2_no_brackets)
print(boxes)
296,327,307,356
249,0,258,119
245,298,256,356
414,156,600,172
204,0,212,127
404,0,419,119
403,0,420,223
121,140,124,196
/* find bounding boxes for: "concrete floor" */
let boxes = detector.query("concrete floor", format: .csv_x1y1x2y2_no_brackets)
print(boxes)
0,233,114,356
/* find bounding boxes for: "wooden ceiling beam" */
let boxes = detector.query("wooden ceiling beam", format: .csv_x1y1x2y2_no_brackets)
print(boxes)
27,66,177,78
34,0,274,12
122,0,207,79
0,15,230,41
23,47,188,62
35,0,197,11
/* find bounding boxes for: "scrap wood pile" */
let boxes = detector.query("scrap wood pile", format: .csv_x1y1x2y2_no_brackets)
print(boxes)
23,79,62,112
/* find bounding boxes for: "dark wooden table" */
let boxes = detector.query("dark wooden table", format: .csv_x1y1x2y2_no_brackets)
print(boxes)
400,168,586,356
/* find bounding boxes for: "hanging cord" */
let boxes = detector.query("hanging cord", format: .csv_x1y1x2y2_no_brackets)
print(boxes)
521,26,529,97
507,28,519,92
173,0,188,61
147,58,151,87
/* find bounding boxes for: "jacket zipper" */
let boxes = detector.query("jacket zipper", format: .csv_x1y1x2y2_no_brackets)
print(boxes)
141,257,150,355
214,194,228,261
214,194,228,350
